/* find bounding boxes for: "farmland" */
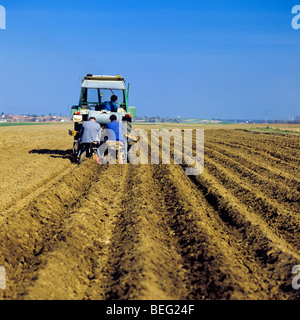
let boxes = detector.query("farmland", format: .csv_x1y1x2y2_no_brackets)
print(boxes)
0,123,299,300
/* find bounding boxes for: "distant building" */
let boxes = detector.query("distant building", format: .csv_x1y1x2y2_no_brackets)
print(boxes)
0,113,72,123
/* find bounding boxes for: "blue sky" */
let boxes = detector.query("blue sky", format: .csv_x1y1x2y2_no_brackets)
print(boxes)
0,0,299,120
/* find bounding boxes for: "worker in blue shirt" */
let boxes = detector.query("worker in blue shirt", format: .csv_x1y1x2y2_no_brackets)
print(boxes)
101,114,126,164
106,115,126,143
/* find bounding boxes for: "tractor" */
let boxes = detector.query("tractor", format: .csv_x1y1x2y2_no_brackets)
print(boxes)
69,74,136,160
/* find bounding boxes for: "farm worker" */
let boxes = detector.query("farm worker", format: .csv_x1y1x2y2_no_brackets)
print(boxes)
101,114,126,164
104,95,118,112
78,117,101,160
78,117,101,144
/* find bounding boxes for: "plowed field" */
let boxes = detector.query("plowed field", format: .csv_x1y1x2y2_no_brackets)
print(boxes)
0,123,299,300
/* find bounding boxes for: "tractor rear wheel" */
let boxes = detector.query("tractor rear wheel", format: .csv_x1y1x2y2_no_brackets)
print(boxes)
78,150,86,164
126,121,133,146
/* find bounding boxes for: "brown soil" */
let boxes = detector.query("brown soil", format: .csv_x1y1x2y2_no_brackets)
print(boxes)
0,123,299,300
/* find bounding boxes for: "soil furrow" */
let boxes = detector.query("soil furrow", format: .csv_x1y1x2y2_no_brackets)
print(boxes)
0,160,103,299
206,147,299,209
23,162,125,300
204,141,300,191
148,129,271,299
204,144,300,210
208,129,300,155
202,156,300,251
207,137,300,175
0,163,73,220
101,164,188,300
151,164,271,299
189,170,300,299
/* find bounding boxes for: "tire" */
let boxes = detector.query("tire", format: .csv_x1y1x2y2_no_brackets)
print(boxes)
78,150,86,164
73,140,79,156
126,121,132,134
126,121,133,149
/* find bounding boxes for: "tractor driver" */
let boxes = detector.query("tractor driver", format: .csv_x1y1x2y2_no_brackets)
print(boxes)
103,95,119,112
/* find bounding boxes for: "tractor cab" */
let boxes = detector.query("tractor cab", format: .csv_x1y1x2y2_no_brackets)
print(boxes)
71,74,136,123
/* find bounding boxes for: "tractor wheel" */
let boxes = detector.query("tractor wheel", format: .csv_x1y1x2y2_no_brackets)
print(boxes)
78,150,86,164
73,140,79,155
126,121,133,163
126,121,132,133
71,140,79,162
126,121,133,146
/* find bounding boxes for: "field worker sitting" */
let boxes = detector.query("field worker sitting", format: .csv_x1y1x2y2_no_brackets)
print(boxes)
103,95,119,112
101,114,126,164
78,116,101,161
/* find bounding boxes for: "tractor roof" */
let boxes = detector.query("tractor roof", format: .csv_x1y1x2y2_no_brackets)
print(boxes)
81,74,126,90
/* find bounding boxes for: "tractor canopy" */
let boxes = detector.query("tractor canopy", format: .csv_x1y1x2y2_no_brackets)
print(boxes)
71,74,136,119
81,75,126,90
72,74,135,116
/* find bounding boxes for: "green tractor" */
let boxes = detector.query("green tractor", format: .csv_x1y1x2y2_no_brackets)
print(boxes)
69,74,136,158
